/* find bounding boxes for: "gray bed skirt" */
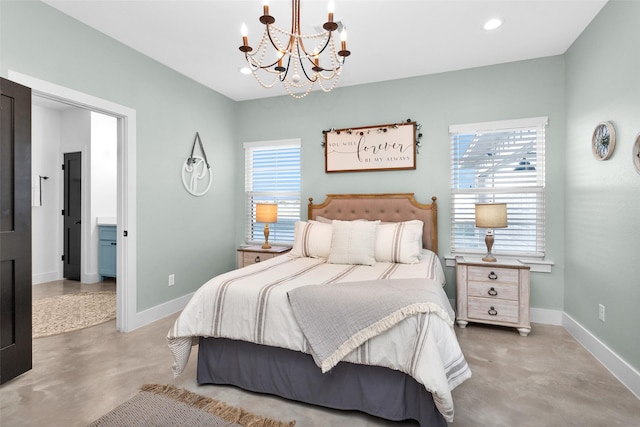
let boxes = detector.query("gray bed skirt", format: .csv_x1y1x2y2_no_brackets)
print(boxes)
197,337,447,427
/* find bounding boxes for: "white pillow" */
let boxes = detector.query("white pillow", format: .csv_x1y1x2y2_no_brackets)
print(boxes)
290,221,333,258
327,220,379,266
313,215,333,224
375,220,424,264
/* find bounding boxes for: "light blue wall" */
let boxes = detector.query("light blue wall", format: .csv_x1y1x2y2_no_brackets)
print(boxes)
1,0,238,310
564,0,640,372
4,1,636,375
236,57,567,307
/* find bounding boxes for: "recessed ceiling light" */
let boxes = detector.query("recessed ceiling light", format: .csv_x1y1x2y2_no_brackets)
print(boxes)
238,67,252,75
483,18,503,31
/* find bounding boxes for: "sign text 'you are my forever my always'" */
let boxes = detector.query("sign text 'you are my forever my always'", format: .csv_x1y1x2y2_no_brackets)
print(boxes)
324,122,416,173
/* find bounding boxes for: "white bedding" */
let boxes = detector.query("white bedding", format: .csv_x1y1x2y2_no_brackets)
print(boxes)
168,250,471,422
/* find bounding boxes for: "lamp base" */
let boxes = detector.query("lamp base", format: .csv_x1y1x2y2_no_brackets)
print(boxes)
483,229,496,262
262,223,271,249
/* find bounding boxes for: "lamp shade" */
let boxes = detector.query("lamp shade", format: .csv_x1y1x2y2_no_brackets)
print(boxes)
256,203,278,223
475,203,507,228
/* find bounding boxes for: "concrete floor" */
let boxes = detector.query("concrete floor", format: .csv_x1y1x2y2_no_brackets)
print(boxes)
1,281,639,426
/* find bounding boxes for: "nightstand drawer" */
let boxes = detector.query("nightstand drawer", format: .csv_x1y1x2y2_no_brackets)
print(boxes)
468,297,519,323
243,252,277,266
468,266,519,285
237,245,291,268
468,282,518,301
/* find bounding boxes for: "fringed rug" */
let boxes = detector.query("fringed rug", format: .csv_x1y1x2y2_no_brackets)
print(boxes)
89,384,296,427
32,291,116,338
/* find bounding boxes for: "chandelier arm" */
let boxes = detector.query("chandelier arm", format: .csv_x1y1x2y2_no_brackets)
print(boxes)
307,33,333,59
296,43,318,83
279,54,292,82
247,52,280,70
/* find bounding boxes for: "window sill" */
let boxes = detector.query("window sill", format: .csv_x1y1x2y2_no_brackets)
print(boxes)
444,254,554,273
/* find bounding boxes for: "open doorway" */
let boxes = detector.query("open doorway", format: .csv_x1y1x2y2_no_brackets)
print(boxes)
31,101,119,333
10,70,138,332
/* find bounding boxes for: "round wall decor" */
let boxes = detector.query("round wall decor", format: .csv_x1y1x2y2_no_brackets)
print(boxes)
182,132,212,196
633,132,640,174
182,156,212,196
592,121,616,160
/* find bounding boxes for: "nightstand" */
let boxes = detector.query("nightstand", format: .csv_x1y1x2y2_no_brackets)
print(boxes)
237,245,291,268
455,256,531,336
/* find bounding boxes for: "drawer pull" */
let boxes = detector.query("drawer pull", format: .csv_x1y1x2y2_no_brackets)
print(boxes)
488,306,498,316
488,271,498,280
110,242,117,246
254,256,261,263
488,287,498,296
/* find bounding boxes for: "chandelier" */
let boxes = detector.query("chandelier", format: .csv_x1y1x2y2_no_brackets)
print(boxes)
239,0,351,99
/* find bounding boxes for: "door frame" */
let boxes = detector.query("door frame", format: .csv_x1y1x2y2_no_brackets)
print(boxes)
9,71,137,332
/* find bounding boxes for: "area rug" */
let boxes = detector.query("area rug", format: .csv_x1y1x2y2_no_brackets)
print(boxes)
32,291,116,338
89,384,296,427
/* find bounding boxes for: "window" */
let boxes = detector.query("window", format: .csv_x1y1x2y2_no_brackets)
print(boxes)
244,139,301,245
450,117,547,258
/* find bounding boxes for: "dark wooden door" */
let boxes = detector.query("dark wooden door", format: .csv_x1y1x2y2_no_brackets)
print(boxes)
0,77,32,384
63,152,81,281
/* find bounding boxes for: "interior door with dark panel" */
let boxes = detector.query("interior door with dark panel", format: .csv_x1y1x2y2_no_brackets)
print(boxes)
0,77,32,384
63,152,81,281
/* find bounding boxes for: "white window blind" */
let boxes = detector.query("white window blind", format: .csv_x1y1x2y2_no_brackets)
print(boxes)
450,117,547,258
244,139,301,245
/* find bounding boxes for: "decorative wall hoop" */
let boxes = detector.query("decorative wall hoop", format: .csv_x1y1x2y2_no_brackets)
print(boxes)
182,132,212,196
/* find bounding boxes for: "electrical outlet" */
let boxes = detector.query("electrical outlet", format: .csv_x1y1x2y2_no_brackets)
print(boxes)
598,304,605,322
168,274,175,287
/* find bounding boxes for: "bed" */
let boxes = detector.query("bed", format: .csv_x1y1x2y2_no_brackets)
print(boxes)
168,193,471,426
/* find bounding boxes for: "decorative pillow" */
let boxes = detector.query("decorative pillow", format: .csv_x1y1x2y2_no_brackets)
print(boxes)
290,221,333,258
314,215,333,224
375,220,424,264
327,220,379,266
315,216,366,224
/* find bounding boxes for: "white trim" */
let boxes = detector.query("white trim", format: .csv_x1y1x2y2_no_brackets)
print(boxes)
125,292,194,331
9,70,138,333
32,271,60,285
563,313,640,399
530,307,562,325
451,303,638,397
449,116,548,134
243,138,301,149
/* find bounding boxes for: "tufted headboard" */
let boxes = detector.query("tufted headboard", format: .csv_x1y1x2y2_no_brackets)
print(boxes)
308,193,438,254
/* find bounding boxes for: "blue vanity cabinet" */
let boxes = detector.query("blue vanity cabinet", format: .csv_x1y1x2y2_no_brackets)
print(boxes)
98,225,117,279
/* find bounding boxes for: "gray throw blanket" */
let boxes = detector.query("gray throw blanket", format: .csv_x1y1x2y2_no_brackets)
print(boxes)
287,278,454,373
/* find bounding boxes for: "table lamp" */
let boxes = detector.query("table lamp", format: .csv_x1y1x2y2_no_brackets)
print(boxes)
475,203,507,262
256,203,278,249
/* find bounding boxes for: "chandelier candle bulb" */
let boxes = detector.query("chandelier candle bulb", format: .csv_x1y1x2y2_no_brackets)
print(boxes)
328,0,335,22
240,23,252,52
263,0,269,17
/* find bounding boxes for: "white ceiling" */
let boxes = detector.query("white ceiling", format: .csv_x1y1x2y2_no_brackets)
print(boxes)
42,0,607,102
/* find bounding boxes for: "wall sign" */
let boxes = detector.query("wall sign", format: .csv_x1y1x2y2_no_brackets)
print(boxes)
324,121,417,173
182,132,212,196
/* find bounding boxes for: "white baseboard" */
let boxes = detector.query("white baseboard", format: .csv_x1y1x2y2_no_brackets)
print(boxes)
530,307,563,325
125,292,194,332
452,301,638,398
82,273,102,284
32,271,60,285
563,313,640,399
